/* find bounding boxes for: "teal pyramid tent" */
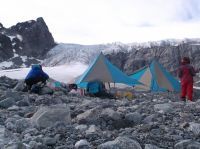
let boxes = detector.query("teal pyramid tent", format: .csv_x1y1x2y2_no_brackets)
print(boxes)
76,53,142,88
129,60,180,92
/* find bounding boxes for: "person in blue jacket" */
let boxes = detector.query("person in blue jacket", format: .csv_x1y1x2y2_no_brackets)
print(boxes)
25,64,49,91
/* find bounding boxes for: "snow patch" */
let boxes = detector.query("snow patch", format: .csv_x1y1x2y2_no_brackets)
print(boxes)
20,56,27,62
0,61,13,69
21,63,27,68
13,53,19,57
0,43,1,47
12,49,19,57
19,47,23,49
0,62,88,83
8,36,15,41
12,42,16,46
16,34,23,42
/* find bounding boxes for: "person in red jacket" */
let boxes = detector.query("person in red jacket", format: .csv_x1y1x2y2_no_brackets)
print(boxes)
178,57,196,101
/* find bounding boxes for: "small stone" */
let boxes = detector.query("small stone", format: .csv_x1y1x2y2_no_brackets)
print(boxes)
97,136,142,149
75,125,88,131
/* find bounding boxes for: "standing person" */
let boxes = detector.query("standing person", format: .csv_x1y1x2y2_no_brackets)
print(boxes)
178,57,196,101
25,64,49,91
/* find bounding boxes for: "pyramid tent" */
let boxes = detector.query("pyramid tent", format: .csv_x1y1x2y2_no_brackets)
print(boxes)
76,53,142,87
129,60,180,92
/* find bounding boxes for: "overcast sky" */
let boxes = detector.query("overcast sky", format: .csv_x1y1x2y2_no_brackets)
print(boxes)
1,0,200,44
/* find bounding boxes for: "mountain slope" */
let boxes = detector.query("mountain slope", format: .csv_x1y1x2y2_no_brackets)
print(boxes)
43,39,200,76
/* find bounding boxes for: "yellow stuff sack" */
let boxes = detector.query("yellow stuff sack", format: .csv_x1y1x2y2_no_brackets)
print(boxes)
123,91,134,100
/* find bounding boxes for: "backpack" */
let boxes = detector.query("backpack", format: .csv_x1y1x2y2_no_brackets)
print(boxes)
87,81,103,94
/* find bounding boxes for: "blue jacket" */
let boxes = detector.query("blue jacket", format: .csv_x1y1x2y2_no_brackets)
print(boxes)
25,65,49,81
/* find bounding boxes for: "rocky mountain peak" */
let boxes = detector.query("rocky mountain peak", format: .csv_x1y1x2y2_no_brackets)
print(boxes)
0,23,3,30
0,17,56,69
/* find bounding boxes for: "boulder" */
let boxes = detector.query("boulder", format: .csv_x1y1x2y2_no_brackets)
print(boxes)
125,112,142,125
188,122,200,136
14,80,25,91
97,136,142,149
31,104,71,128
3,142,26,149
154,103,173,113
75,139,91,149
142,114,157,124
145,144,163,149
187,142,200,149
16,118,32,133
5,90,22,102
39,86,54,95
76,106,102,124
174,140,192,149
174,140,200,149
100,108,125,129
101,108,122,121
0,97,15,108
43,137,57,146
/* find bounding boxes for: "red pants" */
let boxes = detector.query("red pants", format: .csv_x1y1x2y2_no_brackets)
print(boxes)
181,82,193,101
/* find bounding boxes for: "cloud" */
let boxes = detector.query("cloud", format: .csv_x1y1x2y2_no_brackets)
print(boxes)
0,0,200,44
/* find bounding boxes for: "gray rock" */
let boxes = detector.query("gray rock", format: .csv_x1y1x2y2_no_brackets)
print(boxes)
75,125,88,132
31,104,71,128
188,123,200,136
0,97,15,108
55,146,70,149
145,144,162,149
101,108,122,121
85,125,100,135
125,112,142,125
174,139,192,149
14,80,25,91
28,141,38,148
142,114,157,124
23,128,39,136
5,90,22,102
3,142,26,149
187,142,200,149
16,118,32,133
43,137,57,146
39,86,53,95
7,105,20,111
16,100,30,107
76,106,102,124
97,136,142,149
75,139,91,149
154,103,173,113
6,122,16,130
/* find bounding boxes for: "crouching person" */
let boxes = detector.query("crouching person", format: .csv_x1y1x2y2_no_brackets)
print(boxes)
25,64,49,93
